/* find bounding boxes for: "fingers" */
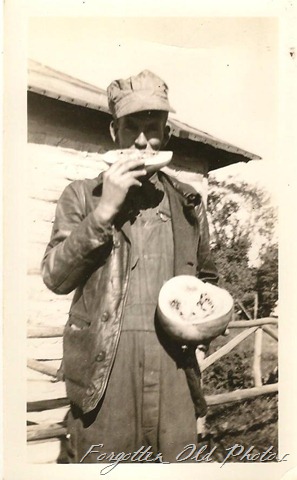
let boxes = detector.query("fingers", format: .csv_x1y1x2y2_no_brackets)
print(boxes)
108,157,146,174
127,168,147,180
101,166,146,205
103,166,147,184
128,168,147,178
116,169,147,189
100,157,148,217
127,178,143,188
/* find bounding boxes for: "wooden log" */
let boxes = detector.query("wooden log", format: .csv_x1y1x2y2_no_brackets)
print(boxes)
26,382,278,415
253,292,259,322
195,345,207,438
27,438,62,464
28,195,57,216
235,298,252,320
27,337,63,360
28,302,70,327
28,220,54,244
26,319,278,338
27,242,49,273
229,318,278,328
253,328,263,387
27,326,64,338
205,383,278,406
262,325,279,341
27,273,72,302
28,268,43,276
28,405,69,425
200,327,258,372
27,366,66,402
27,383,278,441
27,397,69,412
27,358,58,378
27,423,67,441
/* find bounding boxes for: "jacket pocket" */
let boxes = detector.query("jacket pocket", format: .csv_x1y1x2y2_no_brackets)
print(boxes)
68,313,91,331
63,314,94,386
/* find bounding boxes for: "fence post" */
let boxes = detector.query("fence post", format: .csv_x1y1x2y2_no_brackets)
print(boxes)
253,293,263,387
196,344,207,441
253,329,263,387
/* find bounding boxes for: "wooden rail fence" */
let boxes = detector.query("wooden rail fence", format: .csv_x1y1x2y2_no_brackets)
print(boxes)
27,316,278,444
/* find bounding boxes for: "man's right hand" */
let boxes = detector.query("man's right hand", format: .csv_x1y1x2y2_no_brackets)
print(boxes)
94,156,147,225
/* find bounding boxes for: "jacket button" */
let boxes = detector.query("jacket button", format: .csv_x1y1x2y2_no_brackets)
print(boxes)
113,238,121,248
101,312,109,322
95,351,106,362
158,212,169,222
86,385,95,396
188,194,196,202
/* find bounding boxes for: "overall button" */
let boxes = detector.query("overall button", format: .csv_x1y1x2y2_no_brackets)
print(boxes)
113,238,121,248
101,312,109,322
158,211,170,222
86,385,95,396
95,351,106,362
187,261,194,267
187,193,197,203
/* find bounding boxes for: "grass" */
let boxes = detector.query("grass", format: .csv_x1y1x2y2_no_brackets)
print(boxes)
200,327,278,462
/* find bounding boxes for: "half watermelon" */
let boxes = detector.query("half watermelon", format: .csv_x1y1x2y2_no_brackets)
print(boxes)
157,275,233,344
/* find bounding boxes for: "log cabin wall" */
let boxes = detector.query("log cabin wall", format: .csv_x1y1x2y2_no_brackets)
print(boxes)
27,91,113,463
27,143,107,463
28,91,114,152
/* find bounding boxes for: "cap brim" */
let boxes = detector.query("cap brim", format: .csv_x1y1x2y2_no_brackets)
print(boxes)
115,92,176,118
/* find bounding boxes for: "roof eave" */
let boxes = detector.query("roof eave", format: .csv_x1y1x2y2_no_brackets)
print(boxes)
28,59,261,167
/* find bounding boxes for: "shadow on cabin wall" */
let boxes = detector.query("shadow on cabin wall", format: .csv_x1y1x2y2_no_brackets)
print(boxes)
27,91,114,153
27,91,210,201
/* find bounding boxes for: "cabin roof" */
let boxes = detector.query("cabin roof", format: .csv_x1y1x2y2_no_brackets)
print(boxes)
28,59,261,169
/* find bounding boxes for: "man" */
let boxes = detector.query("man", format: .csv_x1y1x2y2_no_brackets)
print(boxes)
42,70,218,463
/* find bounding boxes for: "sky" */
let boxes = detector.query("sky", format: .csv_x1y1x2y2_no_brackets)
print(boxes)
28,17,279,201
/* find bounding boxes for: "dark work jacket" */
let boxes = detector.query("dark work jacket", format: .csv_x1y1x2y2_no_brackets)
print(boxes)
41,171,218,414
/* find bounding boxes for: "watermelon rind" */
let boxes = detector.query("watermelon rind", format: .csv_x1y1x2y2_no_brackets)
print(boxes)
157,275,234,344
102,149,173,170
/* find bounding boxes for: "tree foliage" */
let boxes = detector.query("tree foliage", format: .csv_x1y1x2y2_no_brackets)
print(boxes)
255,243,278,318
207,176,278,318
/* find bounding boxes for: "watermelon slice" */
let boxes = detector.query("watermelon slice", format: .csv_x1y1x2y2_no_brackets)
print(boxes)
157,275,233,343
102,149,173,171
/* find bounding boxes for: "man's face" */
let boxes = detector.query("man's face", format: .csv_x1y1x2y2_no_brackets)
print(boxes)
114,110,169,151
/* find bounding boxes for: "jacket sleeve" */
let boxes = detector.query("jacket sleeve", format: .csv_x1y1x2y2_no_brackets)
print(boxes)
196,201,219,285
41,181,113,295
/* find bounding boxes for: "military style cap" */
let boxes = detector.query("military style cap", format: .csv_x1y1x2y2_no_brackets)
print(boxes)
107,69,176,119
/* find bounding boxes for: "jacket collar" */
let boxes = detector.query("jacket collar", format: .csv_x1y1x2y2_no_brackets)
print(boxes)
91,171,202,243
92,171,201,206
158,172,202,208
